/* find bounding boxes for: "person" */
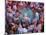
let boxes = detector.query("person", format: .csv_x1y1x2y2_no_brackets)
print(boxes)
12,3,17,12
18,23,23,34
32,7,39,21
8,21,20,34
18,2,33,24
39,14,44,32
6,5,15,23
28,23,34,33
8,0,12,6
32,18,38,32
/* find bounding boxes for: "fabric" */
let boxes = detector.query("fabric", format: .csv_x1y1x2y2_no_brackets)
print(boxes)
19,8,33,23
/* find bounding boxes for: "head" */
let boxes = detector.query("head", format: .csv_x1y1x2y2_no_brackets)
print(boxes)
15,10,21,17
18,2,23,7
7,5,13,13
13,4,17,11
32,8,36,13
8,0,12,5
30,2,34,8
22,17,30,28
17,1,24,9
22,2,27,8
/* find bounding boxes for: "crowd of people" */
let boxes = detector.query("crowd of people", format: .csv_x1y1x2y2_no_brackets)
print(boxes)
5,0,44,34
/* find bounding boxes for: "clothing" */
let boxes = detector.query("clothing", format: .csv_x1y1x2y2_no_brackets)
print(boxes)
19,8,33,23
35,12,39,20
18,27,28,34
6,11,16,23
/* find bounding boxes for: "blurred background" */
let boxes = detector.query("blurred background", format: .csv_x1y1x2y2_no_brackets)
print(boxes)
5,0,44,34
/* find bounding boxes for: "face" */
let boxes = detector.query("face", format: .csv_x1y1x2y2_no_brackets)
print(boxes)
16,12,20,17
18,2,23,6
7,6,12,13
17,2,24,9
22,2,27,7
8,0,12,4
24,16,29,21
30,2,34,8
22,23,26,28
13,5,17,10
38,7,42,12
32,8,35,12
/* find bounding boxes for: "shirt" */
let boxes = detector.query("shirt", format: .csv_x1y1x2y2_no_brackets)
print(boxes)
19,8,33,23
